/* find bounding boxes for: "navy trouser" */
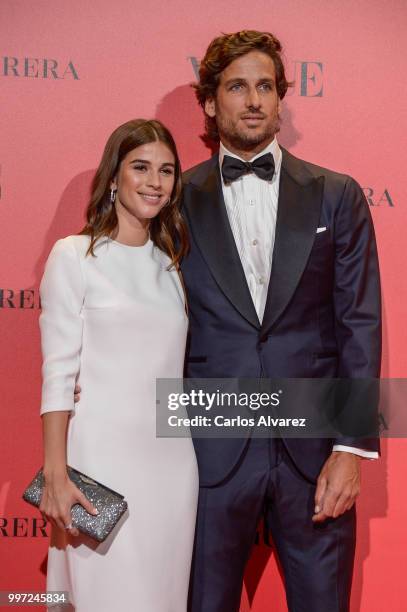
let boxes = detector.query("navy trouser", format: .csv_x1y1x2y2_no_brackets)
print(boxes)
188,438,355,612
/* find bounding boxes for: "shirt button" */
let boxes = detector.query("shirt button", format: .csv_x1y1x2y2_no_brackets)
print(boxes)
249,199,254,206
259,277,265,285
252,239,258,246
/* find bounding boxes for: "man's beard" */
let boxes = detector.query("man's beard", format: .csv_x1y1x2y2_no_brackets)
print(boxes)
217,113,280,152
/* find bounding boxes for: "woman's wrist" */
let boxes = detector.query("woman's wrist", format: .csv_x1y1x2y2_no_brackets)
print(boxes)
43,465,68,483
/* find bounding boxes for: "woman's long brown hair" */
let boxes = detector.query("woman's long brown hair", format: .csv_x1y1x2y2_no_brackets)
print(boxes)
79,119,188,268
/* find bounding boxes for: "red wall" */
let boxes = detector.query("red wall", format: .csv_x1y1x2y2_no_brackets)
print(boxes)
1,1,406,610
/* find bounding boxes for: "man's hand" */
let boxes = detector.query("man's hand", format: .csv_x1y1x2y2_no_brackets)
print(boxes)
74,384,81,403
312,451,361,523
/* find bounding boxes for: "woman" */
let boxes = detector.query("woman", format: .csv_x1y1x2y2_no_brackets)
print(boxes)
39,119,198,611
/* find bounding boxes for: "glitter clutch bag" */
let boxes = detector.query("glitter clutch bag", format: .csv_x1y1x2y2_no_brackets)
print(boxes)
23,466,128,543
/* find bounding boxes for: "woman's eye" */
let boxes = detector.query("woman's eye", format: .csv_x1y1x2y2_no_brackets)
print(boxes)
161,168,174,175
133,164,147,171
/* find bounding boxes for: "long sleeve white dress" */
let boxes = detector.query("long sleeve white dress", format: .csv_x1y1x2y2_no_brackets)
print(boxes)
39,234,198,612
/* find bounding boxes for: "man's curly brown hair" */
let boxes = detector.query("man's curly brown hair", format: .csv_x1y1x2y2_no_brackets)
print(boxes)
194,30,293,142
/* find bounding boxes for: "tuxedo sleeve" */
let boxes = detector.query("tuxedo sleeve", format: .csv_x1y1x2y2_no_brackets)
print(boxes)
332,176,381,454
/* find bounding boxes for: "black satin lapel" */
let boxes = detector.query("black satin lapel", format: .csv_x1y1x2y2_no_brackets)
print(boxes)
261,168,324,335
186,165,260,329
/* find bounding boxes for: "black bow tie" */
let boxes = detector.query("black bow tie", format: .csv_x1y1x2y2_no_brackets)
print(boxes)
221,152,275,184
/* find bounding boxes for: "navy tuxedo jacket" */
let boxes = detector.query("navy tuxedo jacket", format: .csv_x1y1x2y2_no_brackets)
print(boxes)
181,148,381,486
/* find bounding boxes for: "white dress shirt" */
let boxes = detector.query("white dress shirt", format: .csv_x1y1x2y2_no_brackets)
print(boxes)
219,139,281,322
219,139,378,460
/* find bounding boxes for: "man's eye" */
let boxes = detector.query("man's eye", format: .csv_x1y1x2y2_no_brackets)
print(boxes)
230,83,243,91
259,83,273,91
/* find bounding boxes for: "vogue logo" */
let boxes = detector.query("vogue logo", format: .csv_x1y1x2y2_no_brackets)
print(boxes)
0,517,49,537
363,188,395,207
188,57,324,97
288,61,323,97
0,289,41,309
2,56,79,79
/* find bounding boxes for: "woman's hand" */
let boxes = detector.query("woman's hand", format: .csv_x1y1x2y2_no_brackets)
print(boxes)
40,471,98,537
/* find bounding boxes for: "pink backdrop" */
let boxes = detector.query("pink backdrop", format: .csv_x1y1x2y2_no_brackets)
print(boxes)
1,1,406,610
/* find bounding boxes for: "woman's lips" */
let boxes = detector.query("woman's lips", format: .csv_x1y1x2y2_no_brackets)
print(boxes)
138,193,162,202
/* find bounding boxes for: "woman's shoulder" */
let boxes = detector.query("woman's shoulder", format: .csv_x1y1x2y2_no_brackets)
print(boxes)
41,235,91,290
49,234,91,259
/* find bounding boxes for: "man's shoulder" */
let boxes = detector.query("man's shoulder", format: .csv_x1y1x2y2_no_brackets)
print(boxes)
282,147,354,189
182,155,218,188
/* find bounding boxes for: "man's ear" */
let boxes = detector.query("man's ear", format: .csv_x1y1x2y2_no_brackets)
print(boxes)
205,97,216,118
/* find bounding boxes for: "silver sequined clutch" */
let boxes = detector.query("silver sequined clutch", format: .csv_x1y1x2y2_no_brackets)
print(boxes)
23,466,128,543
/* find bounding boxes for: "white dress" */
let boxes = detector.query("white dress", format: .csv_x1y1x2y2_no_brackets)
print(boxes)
39,235,198,612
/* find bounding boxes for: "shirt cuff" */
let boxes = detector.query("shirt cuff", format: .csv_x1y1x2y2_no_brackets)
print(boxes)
332,445,379,459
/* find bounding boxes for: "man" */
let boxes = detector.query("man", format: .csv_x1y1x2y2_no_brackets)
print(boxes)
73,29,380,612
181,30,381,612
